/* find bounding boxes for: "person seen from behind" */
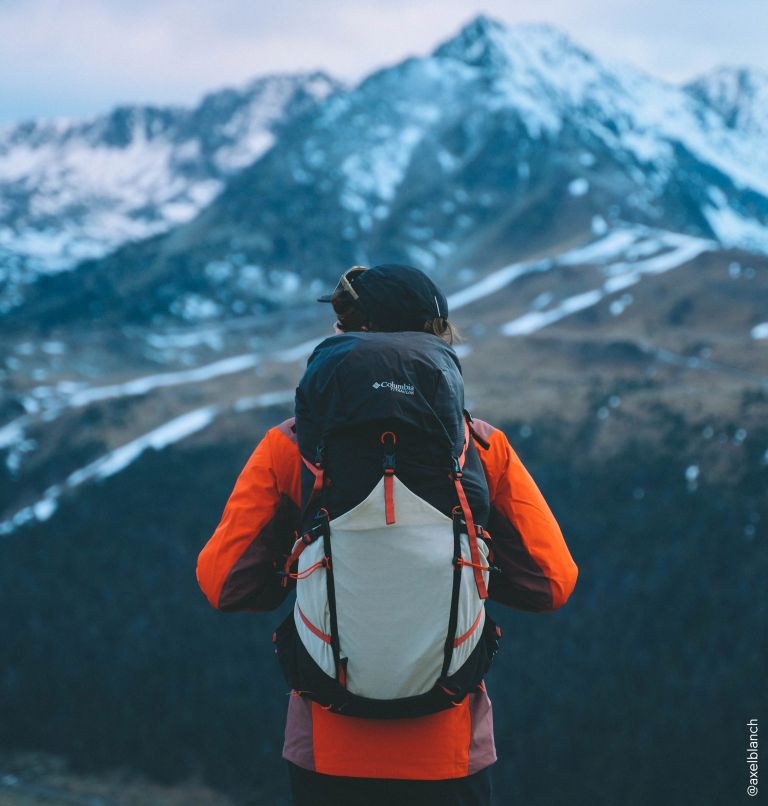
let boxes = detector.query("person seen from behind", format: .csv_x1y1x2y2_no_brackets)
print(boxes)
196,264,579,806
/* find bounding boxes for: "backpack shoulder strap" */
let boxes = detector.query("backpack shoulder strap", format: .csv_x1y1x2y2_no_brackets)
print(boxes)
464,408,491,451
299,440,327,523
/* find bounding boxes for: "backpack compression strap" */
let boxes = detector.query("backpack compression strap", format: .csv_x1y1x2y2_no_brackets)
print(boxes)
451,418,489,600
319,511,347,689
296,444,348,687
441,506,465,679
280,517,330,588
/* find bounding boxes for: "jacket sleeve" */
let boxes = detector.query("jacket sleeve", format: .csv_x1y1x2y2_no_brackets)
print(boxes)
471,418,578,612
196,418,302,612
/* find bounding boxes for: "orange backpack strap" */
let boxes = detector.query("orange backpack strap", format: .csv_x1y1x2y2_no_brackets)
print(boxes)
450,455,489,601
380,431,397,525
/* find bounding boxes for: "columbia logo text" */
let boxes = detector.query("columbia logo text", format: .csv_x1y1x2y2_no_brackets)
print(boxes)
372,380,415,395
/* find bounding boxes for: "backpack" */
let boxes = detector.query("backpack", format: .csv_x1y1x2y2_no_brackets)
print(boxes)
273,331,501,718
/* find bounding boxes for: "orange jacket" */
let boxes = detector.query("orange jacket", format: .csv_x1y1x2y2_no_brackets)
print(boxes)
196,415,578,778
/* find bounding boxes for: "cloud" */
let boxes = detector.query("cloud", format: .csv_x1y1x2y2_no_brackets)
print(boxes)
0,0,766,122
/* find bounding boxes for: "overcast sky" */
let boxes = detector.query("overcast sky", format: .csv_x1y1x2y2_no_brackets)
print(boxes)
1,0,767,124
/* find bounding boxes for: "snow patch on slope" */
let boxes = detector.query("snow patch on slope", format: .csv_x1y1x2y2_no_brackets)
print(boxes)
704,187,768,254
500,231,714,336
0,385,297,536
0,406,218,535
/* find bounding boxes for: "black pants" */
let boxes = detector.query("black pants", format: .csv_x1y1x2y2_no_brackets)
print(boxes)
287,761,493,806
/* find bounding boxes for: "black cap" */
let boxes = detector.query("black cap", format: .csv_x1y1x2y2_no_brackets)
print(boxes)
352,264,449,332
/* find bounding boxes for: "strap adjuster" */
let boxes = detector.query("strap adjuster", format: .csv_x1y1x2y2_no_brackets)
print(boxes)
381,431,396,473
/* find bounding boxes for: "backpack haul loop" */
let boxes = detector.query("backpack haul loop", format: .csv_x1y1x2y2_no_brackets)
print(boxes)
381,430,397,525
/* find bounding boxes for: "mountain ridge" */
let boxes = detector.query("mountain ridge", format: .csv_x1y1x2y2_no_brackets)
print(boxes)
0,69,341,312
7,14,768,331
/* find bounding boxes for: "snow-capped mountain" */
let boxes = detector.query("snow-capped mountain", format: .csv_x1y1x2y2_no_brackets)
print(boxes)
0,70,340,304
7,15,768,330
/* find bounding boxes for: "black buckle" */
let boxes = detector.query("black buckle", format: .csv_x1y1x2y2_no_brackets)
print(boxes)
381,431,396,473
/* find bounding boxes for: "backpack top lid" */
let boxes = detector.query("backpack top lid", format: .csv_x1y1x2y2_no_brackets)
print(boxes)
295,331,466,461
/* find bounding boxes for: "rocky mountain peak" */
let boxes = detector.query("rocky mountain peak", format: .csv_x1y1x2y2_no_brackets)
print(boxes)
685,65,768,137
434,15,593,79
